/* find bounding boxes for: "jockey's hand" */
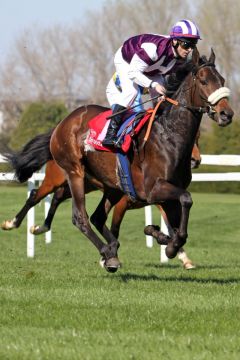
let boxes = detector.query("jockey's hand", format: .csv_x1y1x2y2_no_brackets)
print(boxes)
150,82,166,101
155,83,166,96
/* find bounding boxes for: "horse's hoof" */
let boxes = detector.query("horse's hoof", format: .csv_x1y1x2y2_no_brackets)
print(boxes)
105,266,119,273
30,225,49,235
104,257,121,273
144,225,160,236
99,257,121,272
165,244,178,259
30,225,41,234
1,220,15,230
184,261,196,270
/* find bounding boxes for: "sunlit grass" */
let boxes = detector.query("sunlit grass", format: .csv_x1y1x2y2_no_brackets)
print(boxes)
0,186,240,359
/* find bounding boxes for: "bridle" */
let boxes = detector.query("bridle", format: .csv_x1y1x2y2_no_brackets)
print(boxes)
173,62,231,118
140,61,231,148
107,61,231,122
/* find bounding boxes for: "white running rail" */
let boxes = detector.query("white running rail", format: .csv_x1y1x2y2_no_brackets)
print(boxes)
1,154,240,258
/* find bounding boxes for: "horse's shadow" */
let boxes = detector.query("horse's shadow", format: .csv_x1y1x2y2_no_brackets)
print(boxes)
115,271,240,285
145,262,240,270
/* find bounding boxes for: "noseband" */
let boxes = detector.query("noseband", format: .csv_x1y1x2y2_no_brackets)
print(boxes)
187,62,231,117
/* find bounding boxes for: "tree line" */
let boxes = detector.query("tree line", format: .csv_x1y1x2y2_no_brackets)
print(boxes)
0,0,239,154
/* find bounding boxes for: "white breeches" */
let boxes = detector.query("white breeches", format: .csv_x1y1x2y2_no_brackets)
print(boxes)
106,47,165,109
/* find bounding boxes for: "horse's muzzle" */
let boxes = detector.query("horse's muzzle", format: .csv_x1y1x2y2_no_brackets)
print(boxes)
191,158,201,169
217,109,234,127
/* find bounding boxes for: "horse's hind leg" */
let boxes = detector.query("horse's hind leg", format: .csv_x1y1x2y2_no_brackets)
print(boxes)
1,184,55,231
69,173,121,272
90,190,124,270
1,160,66,231
1,188,41,230
31,184,71,235
32,178,101,235
90,191,123,269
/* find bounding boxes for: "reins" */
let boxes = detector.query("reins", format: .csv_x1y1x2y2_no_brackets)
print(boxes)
106,95,161,120
143,63,218,142
143,94,209,143
169,98,212,114
137,54,231,155
143,97,177,142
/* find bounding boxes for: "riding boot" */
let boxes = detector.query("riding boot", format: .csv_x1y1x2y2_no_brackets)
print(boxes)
102,104,127,148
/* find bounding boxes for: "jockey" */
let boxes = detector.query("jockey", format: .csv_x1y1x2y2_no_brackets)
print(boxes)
102,19,201,148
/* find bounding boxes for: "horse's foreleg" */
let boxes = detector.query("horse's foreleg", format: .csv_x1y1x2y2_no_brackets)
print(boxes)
144,224,170,245
164,191,192,259
147,179,193,259
157,205,195,269
177,248,195,270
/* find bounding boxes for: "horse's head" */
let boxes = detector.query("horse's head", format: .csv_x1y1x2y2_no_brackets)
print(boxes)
191,48,234,127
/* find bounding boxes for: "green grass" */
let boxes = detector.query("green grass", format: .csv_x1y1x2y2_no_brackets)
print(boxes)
0,186,240,360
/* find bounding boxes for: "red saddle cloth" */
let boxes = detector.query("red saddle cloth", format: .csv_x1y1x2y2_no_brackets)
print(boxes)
86,109,152,153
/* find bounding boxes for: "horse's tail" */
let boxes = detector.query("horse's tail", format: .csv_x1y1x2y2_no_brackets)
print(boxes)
4,129,54,183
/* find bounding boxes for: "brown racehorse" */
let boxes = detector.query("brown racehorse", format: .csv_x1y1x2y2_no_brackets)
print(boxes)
1,131,200,269
2,49,233,272
48,48,233,271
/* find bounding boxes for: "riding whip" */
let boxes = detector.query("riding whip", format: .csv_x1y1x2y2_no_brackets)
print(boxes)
106,95,164,120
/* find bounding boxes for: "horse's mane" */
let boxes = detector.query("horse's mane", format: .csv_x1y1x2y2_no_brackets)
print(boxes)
165,54,209,96
150,51,212,124
154,55,203,122
165,61,194,96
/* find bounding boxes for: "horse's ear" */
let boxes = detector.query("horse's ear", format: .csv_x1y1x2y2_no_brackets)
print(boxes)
209,48,216,64
192,47,200,65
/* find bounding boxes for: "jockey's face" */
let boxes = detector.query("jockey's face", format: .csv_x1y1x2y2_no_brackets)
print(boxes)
173,39,197,59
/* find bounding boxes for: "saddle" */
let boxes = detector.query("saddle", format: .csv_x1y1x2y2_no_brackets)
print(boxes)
86,109,152,153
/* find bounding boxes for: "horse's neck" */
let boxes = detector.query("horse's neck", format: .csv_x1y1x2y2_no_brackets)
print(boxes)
146,79,203,159
164,78,202,143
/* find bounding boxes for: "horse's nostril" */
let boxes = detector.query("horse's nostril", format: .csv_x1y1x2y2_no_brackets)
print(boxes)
191,159,201,169
220,110,233,121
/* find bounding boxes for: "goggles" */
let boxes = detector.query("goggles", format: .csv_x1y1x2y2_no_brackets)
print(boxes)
178,40,197,50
